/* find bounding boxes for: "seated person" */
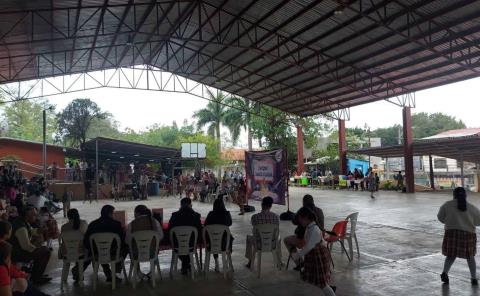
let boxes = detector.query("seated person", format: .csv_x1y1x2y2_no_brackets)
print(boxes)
205,197,233,271
284,194,324,270
245,196,281,268
126,205,163,250
0,223,49,296
168,198,202,275
60,209,88,283
292,207,335,296
26,192,46,211
8,206,51,285
83,205,127,283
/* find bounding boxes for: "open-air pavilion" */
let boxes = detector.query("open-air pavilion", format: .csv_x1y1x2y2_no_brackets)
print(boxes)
1,1,480,295
353,129,480,189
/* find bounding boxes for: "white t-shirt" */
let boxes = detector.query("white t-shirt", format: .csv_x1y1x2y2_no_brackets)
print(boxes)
27,195,47,209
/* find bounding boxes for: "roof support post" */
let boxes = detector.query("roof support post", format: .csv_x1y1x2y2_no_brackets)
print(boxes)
460,151,465,188
402,106,415,193
96,138,99,201
338,119,347,175
296,125,304,175
429,154,435,190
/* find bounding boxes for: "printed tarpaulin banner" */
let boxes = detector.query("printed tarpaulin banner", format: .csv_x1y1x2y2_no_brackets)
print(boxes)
245,149,287,205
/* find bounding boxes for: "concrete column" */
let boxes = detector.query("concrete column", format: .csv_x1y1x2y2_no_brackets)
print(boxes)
296,125,304,174
460,151,465,188
338,119,347,175
402,107,415,193
429,155,435,190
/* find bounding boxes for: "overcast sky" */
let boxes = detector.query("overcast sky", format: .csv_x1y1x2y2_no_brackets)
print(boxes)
44,76,480,147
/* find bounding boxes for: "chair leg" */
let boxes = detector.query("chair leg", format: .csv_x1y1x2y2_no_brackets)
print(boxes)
228,253,234,273
170,254,174,279
150,260,156,288
189,254,195,280
250,248,256,271
93,263,99,291
111,263,117,290
128,261,134,281
347,237,354,260
328,249,335,270
340,241,352,262
122,262,128,283
78,260,84,285
204,252,211,276
221,253,228,279
132,261,137,289
354,234,360,258
257,252,262,278
194,251,201,273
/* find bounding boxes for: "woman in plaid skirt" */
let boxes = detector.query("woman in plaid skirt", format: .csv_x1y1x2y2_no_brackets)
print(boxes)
438,187,480,285
292,207,335,296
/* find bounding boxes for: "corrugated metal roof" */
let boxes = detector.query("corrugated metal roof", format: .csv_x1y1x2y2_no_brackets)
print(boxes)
0,0,479,116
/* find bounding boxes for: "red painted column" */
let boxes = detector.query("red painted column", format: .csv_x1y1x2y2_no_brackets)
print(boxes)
338,119,347,175
296,125,304,174
403,107,415,193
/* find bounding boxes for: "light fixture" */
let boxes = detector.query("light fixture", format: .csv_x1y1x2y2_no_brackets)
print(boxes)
258,55,265,62
149,159,154,162
107,158,110,161
111,151,117,154
134,154,140,157
120,156,125,159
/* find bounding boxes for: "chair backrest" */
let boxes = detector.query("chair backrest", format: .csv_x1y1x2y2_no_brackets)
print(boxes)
90,232,121,264
253,224,279,252
203,225,231,254
59,231,84,262
170,226,198,256
346,212,359,236
331,220,349,239
130,230,160,262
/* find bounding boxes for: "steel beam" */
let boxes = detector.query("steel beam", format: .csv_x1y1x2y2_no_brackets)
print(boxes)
402,107,415,193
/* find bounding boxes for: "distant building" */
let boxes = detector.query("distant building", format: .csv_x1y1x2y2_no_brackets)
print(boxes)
0,137,66,178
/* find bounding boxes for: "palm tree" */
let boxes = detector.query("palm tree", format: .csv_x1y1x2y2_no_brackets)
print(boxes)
224,96,258,151
193,90,229,152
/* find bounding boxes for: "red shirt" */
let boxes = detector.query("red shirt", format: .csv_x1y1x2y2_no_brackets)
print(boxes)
0,265,10,287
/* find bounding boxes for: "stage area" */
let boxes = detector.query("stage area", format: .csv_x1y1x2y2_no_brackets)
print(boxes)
40,188,480,296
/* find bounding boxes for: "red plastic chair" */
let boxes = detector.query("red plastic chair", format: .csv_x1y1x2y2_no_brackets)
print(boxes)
323,220,352,263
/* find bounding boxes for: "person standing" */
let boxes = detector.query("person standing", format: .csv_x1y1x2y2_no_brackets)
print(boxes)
235,179,247,215
396,171,404,192
438,187,480,285
61,187,73,218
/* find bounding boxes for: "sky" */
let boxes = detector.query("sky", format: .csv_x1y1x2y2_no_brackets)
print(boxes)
42,76,480,147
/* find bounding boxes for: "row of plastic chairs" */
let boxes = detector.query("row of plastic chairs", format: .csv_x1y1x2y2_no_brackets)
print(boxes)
59,225,235,291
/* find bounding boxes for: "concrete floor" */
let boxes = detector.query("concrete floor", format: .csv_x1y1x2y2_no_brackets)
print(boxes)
38,187,480,296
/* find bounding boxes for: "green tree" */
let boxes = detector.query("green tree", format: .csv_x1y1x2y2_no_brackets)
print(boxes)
193,91,229,151
223,97,258,150
3,99,56,142
86,114,121,140
412,112,466,138
371,124,402,146
56,98,106,149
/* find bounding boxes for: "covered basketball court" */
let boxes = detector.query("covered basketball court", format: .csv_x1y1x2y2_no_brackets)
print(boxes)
1,0,480,194
1,0,480,295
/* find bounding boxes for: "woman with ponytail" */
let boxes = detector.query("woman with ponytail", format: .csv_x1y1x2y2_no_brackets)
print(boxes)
438,187,480,286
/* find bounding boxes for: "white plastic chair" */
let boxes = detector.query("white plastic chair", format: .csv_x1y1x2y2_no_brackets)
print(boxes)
59,231,88,290
251,224,281,278
345,212,360,259
90,233,128,290
128,231,161,288
203,225,233,278
169,226,200,280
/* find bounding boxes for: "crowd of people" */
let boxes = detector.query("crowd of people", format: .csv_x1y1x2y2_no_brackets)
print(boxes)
1,159,479,295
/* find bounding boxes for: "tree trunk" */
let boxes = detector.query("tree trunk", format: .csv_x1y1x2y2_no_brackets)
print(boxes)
247,126,253,151
258,137,262,148
216,123,222,177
